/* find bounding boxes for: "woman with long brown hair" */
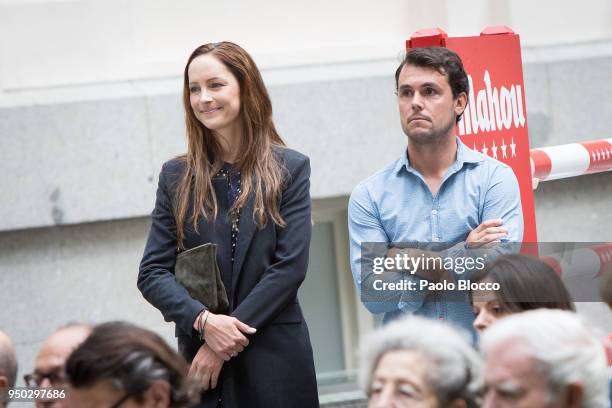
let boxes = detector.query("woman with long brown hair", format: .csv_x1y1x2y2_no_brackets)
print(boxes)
469,254,575,335
138,42,319,407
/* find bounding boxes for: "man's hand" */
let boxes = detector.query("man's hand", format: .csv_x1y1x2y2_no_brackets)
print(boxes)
189,344,224,391
204,313,256,361
466,219,508,248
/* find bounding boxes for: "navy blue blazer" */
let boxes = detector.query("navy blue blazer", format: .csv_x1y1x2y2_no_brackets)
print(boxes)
138,147,319,408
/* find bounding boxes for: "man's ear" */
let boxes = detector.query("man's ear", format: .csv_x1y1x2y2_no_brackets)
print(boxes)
0,375,8,389
454,92,468,117
563,383,584,408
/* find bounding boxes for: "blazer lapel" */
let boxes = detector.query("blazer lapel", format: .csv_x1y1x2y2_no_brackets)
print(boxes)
231,193,256,293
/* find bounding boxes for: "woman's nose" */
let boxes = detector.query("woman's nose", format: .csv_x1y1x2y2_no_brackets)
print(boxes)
200,91,213,103
473,310,490,333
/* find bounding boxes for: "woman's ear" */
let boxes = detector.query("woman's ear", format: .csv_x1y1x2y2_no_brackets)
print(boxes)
143,380,171,408
448,398,467,408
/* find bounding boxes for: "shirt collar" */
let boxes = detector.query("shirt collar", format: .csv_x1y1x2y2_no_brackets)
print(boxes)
395,137,484,175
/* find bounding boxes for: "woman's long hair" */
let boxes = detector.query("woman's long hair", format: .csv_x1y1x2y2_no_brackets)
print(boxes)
471,254,575,312
176,42,286,248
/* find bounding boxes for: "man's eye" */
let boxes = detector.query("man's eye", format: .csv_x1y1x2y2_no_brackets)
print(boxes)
369,382,383,395
423,87,436,95
400,89,413,97
498,389,524,400
398,385,417,398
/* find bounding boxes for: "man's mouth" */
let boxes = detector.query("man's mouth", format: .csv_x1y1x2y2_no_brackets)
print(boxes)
409,116,429,123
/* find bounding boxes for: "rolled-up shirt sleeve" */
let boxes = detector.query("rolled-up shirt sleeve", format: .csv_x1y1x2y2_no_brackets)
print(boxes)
348,183,428,314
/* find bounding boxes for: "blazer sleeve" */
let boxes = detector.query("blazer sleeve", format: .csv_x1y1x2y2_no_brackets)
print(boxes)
138,162,205,337
231,155,312,329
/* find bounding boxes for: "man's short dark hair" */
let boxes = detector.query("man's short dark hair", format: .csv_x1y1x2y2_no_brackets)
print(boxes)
395,47,469,123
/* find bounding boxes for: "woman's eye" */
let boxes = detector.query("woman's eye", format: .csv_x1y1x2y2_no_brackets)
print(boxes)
210,82,223,89
189,86,199,93
490,303,505,315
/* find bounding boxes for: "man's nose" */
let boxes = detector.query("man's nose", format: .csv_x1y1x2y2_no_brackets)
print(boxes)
482,390,497,408
372,387,394,408
411,92,424,110
39,377,53,387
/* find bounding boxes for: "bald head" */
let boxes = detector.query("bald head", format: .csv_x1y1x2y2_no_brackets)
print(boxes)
0,331,17,391
33,324,91,408
35,324,92,376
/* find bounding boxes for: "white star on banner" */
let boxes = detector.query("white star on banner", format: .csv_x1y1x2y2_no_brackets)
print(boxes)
501,138,508,159
491,140,498,159
592,151,597,161
510,138,517,157
481,141,489,156
607,148,612,159
596,150,601,161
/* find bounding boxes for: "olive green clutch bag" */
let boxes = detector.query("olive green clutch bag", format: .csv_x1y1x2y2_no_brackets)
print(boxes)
175,243,229,313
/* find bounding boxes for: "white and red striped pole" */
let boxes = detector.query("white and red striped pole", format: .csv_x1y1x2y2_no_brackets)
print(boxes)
530,138,612,184
540,243,612,280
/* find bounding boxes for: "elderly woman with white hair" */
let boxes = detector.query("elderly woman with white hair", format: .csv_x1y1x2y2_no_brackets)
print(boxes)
360,316,483,408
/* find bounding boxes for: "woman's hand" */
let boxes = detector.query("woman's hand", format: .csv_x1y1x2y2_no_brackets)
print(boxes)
204,313,256,360
188,344,224,391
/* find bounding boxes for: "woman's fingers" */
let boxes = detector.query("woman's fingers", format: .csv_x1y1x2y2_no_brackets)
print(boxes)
189,345,224,390
200,366,212,391
234,319,257,335
204,314,258,356
210,363,222,389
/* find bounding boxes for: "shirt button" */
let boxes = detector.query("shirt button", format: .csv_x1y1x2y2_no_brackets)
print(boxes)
431,209,438,215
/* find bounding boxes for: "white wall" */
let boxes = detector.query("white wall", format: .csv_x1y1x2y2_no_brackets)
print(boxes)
1,0,611,92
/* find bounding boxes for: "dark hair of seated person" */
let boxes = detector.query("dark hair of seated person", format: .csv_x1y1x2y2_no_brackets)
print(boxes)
65,321,197,407
470,254,575,313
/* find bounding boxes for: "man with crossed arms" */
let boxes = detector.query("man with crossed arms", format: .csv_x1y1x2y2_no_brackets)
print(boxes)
348,47,523,335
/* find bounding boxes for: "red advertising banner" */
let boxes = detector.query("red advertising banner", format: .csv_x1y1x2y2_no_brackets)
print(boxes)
408,27,538,244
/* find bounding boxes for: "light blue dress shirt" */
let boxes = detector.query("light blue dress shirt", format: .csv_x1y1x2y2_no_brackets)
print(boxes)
348,138,523,336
